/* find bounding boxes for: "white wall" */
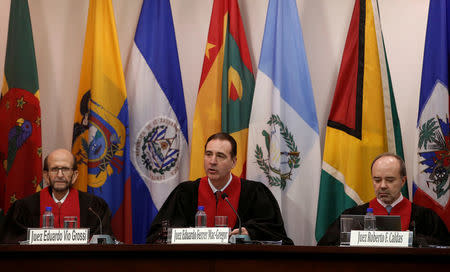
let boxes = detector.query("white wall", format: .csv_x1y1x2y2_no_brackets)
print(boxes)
0,0,429,195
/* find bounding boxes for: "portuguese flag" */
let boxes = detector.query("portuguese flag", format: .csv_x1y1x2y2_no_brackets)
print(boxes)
0,0,42,213
315,0,406,241
189,0,255,179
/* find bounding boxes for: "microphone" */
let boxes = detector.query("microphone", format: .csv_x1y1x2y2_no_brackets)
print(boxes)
89,207,102,234
220,192,250,244
88,207,113,244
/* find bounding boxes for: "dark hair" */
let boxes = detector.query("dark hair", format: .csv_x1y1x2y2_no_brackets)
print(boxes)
43,151,78,171
371,152,406,177
204,132,237,158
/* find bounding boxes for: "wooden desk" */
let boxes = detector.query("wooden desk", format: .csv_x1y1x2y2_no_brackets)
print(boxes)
1,244,449,272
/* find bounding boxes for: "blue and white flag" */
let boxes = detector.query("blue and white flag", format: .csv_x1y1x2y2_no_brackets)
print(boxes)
126,0,189,244
246,0,321,246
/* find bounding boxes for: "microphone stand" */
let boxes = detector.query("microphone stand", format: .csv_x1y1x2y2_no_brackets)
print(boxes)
89,207,114,244
221,192,251,244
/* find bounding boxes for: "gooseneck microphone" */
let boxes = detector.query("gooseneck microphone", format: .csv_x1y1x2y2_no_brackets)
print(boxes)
88,207,113,244
221,192,242,235
221,192,250,244
88,207,102,235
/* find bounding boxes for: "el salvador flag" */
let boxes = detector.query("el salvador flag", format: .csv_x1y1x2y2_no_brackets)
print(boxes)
246,0,321,246
126,0,189,244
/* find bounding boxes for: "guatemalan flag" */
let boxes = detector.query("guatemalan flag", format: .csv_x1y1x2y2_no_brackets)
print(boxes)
126,0,189,244
414,0,450,231
246,0,321,246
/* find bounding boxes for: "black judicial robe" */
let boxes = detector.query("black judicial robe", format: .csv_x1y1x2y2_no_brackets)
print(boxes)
317,202,450,246
146,178,294,245
0,188,114,244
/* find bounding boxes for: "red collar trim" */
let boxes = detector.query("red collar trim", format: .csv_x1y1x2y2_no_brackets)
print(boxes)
198,175,241,228
40,187,80,228
369,198,411,231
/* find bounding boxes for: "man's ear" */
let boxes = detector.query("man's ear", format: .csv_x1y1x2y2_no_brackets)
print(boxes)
401,176,407,187
43,171,50,187
70,170,79,186
231,157,237,169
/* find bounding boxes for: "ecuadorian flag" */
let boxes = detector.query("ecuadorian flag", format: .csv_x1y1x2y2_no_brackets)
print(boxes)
71,0,132,243
189,0,255,179
315,0,406,242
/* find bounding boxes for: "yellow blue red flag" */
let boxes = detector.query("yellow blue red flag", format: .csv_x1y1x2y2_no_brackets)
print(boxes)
71,0,132,243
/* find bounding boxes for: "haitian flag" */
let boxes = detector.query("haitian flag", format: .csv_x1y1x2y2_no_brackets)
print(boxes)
315,0,406,241
72,0,132,243
414,0,450,230
246,0,321,246
189,0,255,179
0,0,42,213
126,0,189,244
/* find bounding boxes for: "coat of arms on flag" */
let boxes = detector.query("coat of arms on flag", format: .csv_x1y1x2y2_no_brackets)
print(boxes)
414,0,450,230
134,117,182,182
254,114,300,190
417,105,450,204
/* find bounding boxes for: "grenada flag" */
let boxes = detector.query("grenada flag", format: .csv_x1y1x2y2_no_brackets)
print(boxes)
189,0,255,179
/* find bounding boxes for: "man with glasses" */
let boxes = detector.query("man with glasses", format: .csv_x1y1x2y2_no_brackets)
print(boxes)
0,148,114,244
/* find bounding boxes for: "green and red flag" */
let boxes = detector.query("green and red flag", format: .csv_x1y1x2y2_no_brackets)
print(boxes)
0,0,42,213
189,0,255,179
315,0,407,242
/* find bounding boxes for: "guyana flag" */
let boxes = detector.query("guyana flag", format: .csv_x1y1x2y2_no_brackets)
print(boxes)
0,0,42,213
315,0,407,241
189,0,255,179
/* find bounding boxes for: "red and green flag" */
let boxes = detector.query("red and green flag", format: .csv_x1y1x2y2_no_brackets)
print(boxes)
315,0,406,242
189,0,255,179
0,0,42,213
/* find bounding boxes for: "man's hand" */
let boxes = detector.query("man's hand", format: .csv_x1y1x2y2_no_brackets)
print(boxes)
230,227,249,236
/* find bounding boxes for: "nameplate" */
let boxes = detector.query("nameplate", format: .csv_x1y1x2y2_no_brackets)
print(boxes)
170,227,230,244
350,230,412,247
27,228,90,245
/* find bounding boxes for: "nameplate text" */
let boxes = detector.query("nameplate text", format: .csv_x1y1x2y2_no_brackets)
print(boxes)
350,230,412,247
170,227,230,244
27,228,90,245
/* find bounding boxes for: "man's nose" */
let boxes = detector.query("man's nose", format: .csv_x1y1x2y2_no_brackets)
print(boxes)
56,169,64,176
210,155,217,163
380,180,388,188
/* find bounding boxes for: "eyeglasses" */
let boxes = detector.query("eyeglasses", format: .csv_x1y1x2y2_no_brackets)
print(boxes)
48,167,73,175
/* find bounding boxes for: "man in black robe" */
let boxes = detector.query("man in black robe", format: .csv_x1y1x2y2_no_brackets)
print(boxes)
146,133,293,245
318,153,450,246
0,149,114,244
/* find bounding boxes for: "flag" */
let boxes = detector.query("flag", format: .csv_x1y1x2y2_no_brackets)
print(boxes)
0,0,42,213
414,0,450,230
126,0,189,244
246,0,321,246
315,0,406,242
189,0,255,179
71,0,132,243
